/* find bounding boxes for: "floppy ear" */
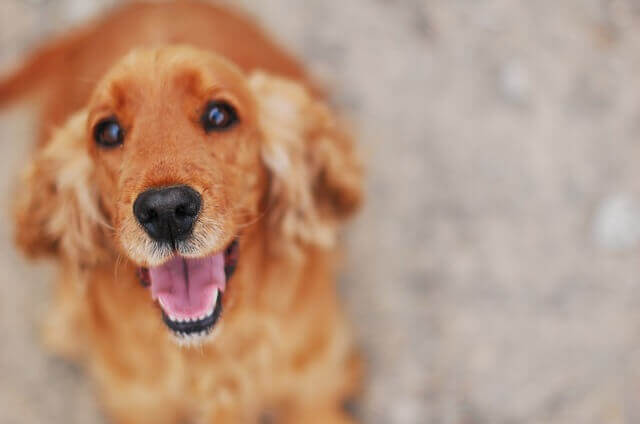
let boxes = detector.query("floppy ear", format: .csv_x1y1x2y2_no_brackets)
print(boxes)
248,72,363,249
13,110,111,265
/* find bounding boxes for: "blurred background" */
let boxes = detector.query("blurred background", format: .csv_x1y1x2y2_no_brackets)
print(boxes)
2,0,640,423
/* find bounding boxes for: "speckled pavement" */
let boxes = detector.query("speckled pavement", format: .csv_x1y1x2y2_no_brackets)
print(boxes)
3,1,640,423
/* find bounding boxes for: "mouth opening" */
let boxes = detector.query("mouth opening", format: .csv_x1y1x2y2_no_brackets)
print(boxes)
137,239,238,341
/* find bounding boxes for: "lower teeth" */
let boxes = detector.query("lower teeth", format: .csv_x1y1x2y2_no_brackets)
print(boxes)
175,330,210,338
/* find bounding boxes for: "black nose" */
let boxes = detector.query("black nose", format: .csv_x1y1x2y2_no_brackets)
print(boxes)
133,185,201,244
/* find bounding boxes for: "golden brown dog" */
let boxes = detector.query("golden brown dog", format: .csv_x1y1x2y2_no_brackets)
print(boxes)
1,2,363,423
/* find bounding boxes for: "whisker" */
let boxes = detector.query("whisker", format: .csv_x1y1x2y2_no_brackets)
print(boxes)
114,252,123,283
234,199,274,229
100,219,115,231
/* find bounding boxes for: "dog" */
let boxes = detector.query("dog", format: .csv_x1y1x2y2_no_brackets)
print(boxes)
0,2,363,423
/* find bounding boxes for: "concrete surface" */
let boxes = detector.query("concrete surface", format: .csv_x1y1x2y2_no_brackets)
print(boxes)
3,0,640,423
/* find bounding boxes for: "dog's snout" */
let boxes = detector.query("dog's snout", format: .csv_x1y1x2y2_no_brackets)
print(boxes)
133,185,201,243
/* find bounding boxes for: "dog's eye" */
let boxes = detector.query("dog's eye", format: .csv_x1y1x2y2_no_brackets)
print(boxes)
201,101,238,132
94,118,124,148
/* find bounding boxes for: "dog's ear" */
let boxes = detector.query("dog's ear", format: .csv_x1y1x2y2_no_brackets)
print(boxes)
248,72,363,249
13,110,111,264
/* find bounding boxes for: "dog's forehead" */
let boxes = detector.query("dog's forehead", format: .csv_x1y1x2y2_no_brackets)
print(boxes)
89,47,251,110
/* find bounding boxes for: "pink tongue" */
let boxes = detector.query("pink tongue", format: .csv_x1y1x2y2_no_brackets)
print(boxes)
149,254,226,318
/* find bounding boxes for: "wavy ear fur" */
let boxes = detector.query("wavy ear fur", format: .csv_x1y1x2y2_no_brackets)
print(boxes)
249,72,363,249
13,110,110,265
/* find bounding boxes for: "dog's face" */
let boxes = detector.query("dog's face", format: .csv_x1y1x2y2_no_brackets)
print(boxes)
85,48,262,342
14,46,362,345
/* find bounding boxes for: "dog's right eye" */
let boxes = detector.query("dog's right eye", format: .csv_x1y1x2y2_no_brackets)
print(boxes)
94,118,124,148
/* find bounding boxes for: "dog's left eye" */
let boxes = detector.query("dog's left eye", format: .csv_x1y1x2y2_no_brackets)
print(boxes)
201,101,238,132
94,118,124,148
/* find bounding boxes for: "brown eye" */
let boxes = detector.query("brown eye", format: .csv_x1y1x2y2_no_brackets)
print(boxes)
94,118,124,148
201,101,238,132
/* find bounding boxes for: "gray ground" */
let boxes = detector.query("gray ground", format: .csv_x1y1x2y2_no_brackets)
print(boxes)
2,0,640,423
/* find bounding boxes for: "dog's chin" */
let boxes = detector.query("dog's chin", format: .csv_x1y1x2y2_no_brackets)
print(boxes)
136,239,239,345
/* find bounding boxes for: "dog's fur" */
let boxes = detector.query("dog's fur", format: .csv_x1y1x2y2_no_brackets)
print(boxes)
1,2,363,423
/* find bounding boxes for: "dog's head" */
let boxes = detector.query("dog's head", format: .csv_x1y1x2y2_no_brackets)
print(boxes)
14,46,362,344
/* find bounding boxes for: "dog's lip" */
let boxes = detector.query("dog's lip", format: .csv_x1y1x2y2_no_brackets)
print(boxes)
136,238,239,337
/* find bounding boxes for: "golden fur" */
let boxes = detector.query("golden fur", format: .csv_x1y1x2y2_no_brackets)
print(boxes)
2,2,363,423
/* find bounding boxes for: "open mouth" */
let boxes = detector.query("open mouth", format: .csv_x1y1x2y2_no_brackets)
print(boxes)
138,239,238,342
